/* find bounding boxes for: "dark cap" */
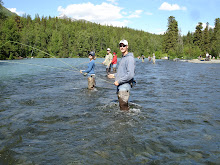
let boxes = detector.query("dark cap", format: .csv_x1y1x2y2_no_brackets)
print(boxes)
89,51,95,56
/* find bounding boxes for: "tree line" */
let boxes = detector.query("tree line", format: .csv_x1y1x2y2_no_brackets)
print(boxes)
0,1,163,60
0,0,219,60
163,16,220,59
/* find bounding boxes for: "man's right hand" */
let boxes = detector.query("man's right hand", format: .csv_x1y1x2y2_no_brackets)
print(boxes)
114,81,119,86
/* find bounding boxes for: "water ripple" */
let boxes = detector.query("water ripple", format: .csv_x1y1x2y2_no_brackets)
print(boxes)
0,59,220,164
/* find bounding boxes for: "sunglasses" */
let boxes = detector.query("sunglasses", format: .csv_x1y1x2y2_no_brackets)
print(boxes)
119,44,127,47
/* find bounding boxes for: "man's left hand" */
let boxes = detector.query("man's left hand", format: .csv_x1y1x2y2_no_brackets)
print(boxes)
114,81,119,86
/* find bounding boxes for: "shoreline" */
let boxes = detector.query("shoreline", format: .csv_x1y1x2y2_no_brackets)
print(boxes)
186,59,220,63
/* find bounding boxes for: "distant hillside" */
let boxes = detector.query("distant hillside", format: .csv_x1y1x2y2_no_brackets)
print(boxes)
0,5,17,17
58,14,91,23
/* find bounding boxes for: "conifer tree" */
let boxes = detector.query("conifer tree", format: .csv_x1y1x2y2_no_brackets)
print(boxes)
184,31,193,45
0,3,164,59
193,22,203,49
163,16,178,54
211,18,220,57
176,29,184,58
203,22,210,53
0,0,6,20
213,18,220,40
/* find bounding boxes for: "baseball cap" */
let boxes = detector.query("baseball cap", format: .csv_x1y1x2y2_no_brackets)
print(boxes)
113,52,116,54
89,51,95,56
119,39,128,46
107,48,111,51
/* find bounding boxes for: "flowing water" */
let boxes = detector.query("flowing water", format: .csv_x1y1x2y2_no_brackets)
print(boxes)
0,58,220,164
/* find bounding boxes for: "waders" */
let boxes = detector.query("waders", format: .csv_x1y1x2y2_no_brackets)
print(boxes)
88,75,96,90
118,90,130,111
152,58,155,64
106,68,109,75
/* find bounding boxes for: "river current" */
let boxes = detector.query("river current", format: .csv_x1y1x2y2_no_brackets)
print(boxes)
0,58,220,164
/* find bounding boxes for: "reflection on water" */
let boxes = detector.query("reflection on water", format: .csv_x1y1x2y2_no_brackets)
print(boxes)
0,58,220,164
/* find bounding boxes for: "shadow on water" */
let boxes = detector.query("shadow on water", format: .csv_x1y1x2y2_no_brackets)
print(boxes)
0,58,220,164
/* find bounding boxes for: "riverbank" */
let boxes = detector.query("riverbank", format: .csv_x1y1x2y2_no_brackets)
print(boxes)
186,59,220,63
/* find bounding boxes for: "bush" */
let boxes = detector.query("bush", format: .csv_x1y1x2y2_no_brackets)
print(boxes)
191,46,202,59
155,50,163,59
8,52,14,60
96,49,106,58
168,50,176,59
36,52,46,58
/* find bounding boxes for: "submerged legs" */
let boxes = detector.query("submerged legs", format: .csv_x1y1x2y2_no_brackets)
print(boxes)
118,90,130,111
113,67,117,73
88,75,96,90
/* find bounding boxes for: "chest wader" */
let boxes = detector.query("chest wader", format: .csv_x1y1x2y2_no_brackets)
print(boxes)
106,68,109,75
88,75,95,90
108,66,111,73
118,90,130,111
152,57,155,64
106,66,111,75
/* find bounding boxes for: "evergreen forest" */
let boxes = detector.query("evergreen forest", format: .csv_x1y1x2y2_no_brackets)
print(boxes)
0,0,220,60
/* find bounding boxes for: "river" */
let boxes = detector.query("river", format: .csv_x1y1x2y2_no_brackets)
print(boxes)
0,58,220,164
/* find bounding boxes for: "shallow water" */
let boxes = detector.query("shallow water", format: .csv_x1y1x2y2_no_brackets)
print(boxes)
0,58,220,164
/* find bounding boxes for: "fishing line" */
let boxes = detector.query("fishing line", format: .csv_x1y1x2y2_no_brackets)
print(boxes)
0,40,115,85
0,60,78,72
77,61,114,84
0,59,114,85
0,60,114,85
95,61,103,65
0,41,79,72
96,75,114,85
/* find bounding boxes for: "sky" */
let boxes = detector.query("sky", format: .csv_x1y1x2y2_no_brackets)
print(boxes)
3,0,220,35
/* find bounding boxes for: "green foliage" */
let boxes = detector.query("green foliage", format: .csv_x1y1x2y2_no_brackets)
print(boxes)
191,46,202,59
0,1,17,19
168,50,176,60
211,30,220,58
8,52,14,60
163,16,178,53
193,22,203,50
0,4,219,61
183,45,202,59
36,52,46,58
175,32,184,58
154,50,163,59
210,18,220,57
0,13,163,59
203,22,210,53
182,18,220,59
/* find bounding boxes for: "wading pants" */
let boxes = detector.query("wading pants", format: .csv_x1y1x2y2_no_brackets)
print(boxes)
113,68,117,73
88,75,95,90
118,91,130,111
117,83,131,111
